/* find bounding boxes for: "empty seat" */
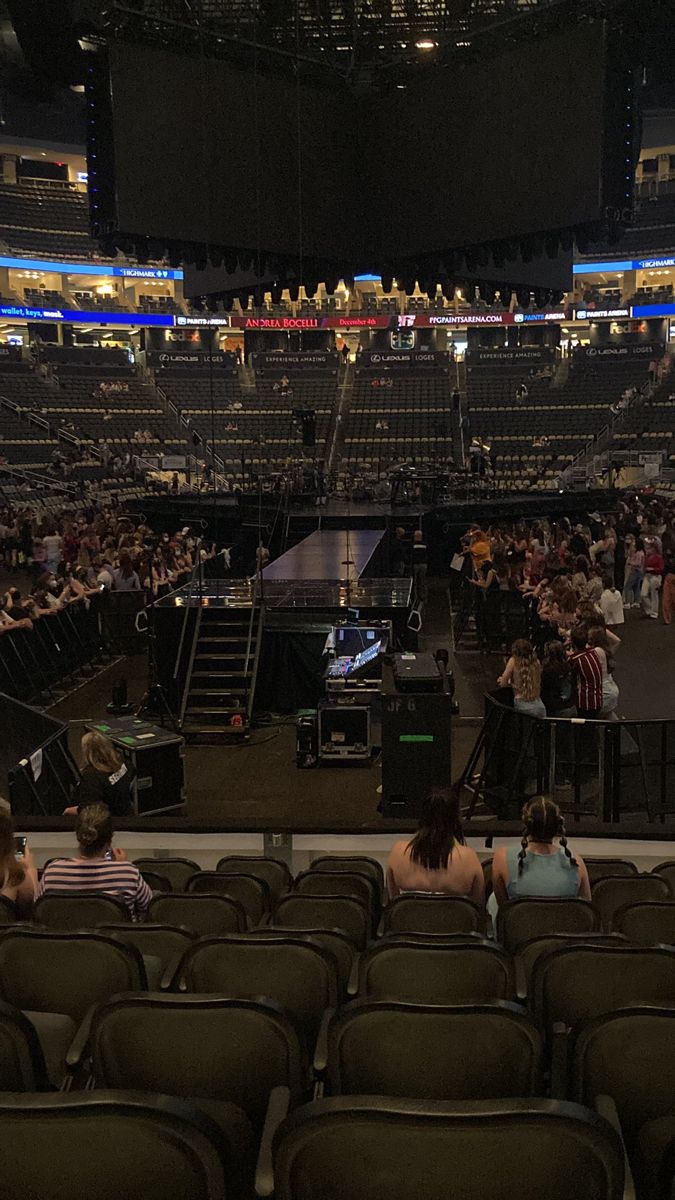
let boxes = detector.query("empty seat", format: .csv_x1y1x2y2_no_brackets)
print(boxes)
0,929,146,1085
174,935,339,1047
515,933,626,998
272,895,370,950
325,1001,542,1100
496,898,599,953
133,857,201,890
358,938,514,1003
592,874,671,931
87,994,307,1143
309,855,385,897
585,859,639,886
292,870,380,930
185,872,271,923
216,855,292,903
147,893,247,937
530,944,675,1032
245,927,355,996
271,1096,625,1200
652,861,675,892
98,923,196,986
571,1007,675,1198
33,893,131,930
382,895,485,936
612,900,675,946
0,1091,233,1200
0,999,49,1090
137,869,172,892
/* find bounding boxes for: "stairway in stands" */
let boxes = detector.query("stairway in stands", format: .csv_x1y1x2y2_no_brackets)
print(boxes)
181,602,263,739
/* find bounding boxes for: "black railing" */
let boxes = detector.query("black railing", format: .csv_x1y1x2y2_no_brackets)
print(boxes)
460,691,675,825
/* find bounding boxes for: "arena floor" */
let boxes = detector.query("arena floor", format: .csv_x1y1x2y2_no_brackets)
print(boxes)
40,579,675,832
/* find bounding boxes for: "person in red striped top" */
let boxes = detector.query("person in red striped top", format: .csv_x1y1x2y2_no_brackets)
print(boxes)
569,626,603,719
37,804,151,921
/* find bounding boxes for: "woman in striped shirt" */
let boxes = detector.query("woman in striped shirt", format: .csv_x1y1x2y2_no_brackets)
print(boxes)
37,804,151,920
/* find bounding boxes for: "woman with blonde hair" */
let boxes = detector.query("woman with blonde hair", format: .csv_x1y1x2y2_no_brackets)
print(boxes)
497,638,546,718
68,731,134,818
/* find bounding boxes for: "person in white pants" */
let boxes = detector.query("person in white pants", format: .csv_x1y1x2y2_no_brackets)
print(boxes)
641,547,664,619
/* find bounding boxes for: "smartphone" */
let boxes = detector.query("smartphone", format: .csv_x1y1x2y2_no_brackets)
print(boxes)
14,835,27,860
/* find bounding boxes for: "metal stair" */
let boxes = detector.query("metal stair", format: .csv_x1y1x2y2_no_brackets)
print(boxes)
180,595,263,739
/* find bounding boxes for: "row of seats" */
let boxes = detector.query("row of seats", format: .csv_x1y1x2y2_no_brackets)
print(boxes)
2,923,675,1196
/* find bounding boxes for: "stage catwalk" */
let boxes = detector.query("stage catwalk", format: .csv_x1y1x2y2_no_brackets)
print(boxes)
262,529,385,582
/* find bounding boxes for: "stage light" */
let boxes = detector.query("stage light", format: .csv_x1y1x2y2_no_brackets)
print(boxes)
415,39,437,50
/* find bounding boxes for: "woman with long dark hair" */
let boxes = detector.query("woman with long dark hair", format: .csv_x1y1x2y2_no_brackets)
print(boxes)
386,789,484,903
491,796,590,905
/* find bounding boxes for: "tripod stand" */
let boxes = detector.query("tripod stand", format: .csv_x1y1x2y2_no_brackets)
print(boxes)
135,606,180,732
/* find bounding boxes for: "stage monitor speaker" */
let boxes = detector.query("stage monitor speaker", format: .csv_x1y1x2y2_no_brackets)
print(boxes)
84,716,185,816
381,690,452,818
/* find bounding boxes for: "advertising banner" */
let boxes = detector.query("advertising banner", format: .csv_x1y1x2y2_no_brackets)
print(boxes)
253,351,338,369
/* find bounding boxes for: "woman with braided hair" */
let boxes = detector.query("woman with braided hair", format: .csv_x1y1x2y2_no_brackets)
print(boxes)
491,796,591,906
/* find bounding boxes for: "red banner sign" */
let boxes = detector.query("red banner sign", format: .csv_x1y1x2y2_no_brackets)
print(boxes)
227,308,574,331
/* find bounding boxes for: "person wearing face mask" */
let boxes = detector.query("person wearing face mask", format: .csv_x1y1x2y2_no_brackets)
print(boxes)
0,594,32,634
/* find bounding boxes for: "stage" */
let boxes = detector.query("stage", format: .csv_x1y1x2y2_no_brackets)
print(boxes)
262,529,384,582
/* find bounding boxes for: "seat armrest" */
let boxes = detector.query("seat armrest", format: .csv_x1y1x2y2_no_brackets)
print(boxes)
254,1085,290,1199
595,1094,636,1200
160,950,186,991
550,1022,569,1099
312,1007,335,1079
65,1004,97,1072
347,953,360,998
514,957,527,1004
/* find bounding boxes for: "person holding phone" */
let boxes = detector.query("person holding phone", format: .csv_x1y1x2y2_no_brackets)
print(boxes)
37,804,151,921
0,811,37,912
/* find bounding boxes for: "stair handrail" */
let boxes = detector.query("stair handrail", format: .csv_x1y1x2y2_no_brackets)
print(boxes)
173,536,205,682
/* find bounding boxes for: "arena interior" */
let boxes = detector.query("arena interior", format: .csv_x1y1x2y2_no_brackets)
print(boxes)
1,1,675,1194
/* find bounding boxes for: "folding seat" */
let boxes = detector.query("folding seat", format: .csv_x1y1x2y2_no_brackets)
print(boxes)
292,870,380,929
185,871,271,924
357,937,514,1004
216,855,292,904
583,859,639,887
0,999,49,1090
570,1007,675,1200
270,1096,624,1200
612,899,675,946
147,893,247,938
496,897,599,954
514,932,626,1000
380,893,484,937
652,861,675,892
172,933,338,1047
0,1091,236,1200
133,857,201,890
271,894,370,950
324,1000,542,1099
99,923,196,987
0,928,146,1085
33,893,131,930
592,873,671,932
530,943,675,1044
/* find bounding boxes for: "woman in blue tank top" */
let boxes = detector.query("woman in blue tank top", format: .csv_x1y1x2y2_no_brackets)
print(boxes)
492,796,591,905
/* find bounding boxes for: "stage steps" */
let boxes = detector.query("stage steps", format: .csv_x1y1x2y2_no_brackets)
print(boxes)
180,604,263,740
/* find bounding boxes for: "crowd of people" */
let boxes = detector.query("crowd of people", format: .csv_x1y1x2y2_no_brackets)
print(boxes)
457,493,675,719
0,505,220,637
